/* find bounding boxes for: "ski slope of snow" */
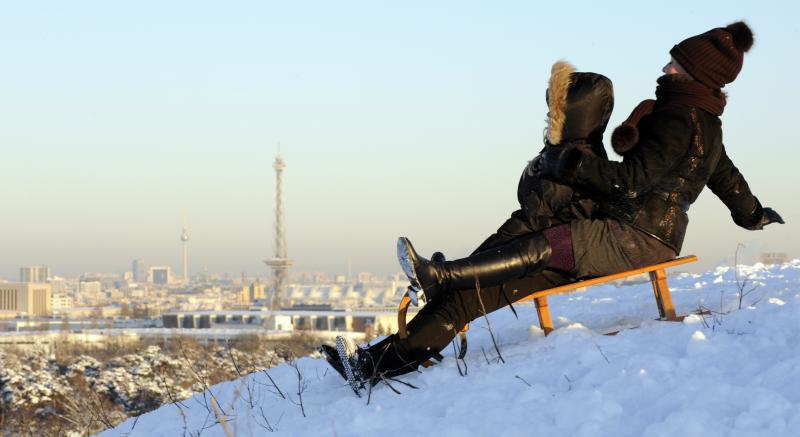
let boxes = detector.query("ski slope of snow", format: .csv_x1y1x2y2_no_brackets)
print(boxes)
103,261,800,437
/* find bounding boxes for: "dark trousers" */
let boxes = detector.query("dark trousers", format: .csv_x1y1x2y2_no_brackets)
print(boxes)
366,217,675,378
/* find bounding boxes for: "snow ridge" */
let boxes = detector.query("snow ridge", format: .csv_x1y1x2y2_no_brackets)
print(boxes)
103,262,800,436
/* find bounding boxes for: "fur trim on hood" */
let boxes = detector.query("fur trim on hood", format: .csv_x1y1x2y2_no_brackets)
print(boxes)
545,60,575,145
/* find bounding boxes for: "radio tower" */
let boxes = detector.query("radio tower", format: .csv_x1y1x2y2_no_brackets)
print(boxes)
264,153,292,309
180,224,189,284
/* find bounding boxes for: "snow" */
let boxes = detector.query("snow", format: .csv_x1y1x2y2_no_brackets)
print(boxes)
102,262,800,436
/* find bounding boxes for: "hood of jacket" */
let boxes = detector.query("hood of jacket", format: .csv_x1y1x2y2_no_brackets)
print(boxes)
545,61,615,147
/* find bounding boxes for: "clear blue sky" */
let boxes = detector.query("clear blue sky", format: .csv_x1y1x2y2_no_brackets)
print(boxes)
1,1,798,279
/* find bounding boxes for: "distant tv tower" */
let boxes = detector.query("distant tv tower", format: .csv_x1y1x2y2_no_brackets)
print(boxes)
181,224,189,283
264,153,292,309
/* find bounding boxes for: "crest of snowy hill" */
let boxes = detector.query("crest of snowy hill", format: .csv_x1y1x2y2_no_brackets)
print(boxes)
103,261,800,437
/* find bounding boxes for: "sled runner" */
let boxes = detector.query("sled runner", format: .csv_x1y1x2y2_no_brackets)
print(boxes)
397,255,698,345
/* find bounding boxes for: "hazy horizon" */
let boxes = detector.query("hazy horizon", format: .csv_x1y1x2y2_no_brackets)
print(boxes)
2,1,798,280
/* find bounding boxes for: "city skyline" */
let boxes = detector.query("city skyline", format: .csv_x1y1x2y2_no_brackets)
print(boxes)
2,1,798,279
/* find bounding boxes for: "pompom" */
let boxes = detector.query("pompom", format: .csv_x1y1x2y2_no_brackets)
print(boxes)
611,124,639,155
725,21,754,52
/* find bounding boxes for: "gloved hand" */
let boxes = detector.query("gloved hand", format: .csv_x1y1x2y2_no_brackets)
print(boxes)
533,146,584,183
748,207,785,230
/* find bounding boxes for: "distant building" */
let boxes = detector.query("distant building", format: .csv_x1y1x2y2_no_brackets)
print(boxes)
238,282,267,304
759,252,788,265
50,277,67,295
161,306,410,336
19,266,50,283
357,272,375,283
132,259,146,283
281,281,406,307
150,267,171,285
293,271,331,284
0,283,52,316
51,293,74,310
79,281,102,304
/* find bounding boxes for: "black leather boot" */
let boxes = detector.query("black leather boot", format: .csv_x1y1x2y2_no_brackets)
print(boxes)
397,233,552,303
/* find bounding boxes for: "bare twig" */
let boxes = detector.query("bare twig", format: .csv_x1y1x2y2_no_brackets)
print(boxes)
378,376,403,394
595,344,610,364
88,386,115,429
474,273,505,363
382,376,418,390
288,362,307,418
176,339,225,416
734,243,760,309
451,340,464,377
259,369,287,400
481,346,491,365
210,398,233,437
256,407,282,432
515,375,532,387
696,304,712,329
125,410,141,436
449,327,468,375
154,367,189,437
155,367,189,409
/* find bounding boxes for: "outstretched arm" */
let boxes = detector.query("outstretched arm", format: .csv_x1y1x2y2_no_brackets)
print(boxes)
707,144,784,229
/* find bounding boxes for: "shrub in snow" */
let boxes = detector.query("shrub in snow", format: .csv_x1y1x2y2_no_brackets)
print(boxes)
0,335,307,436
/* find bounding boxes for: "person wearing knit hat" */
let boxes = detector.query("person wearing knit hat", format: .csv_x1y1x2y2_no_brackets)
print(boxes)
536,21,783,262
670,21,753,89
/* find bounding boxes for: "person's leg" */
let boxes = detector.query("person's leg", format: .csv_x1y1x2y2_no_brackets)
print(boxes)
398,230,556,305
367,218,675,380
363,269,576,378
570,218,676,278
471,209,535,255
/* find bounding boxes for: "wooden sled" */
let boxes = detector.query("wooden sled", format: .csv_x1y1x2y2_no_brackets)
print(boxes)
397,255,698,361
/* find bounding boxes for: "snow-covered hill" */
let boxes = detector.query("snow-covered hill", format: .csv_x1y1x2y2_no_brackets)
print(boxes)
102,261,800,437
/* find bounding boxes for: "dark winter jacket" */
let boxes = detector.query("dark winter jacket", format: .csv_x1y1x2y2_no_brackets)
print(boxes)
474,64,613,254
516,140,605,231
544,87,763,253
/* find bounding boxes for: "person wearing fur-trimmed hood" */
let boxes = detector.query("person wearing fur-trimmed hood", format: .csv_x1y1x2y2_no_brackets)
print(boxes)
322,62,675,391
471,61,613,255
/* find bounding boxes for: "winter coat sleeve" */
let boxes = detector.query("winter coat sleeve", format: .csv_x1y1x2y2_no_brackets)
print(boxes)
562,110,693,196
517,166,575,231
706,144,762,228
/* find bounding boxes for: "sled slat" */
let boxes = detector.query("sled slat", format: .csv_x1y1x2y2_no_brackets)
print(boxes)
520,256,697,301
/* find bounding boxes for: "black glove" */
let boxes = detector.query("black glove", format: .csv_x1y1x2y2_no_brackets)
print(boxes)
748,207,785,230
534,146,584,183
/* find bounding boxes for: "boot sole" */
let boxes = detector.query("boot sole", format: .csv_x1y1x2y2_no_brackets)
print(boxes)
336,336,363,397
397,237,422,291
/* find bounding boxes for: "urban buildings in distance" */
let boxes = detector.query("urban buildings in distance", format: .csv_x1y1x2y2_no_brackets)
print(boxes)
0,283,52,317
20,266,50,283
